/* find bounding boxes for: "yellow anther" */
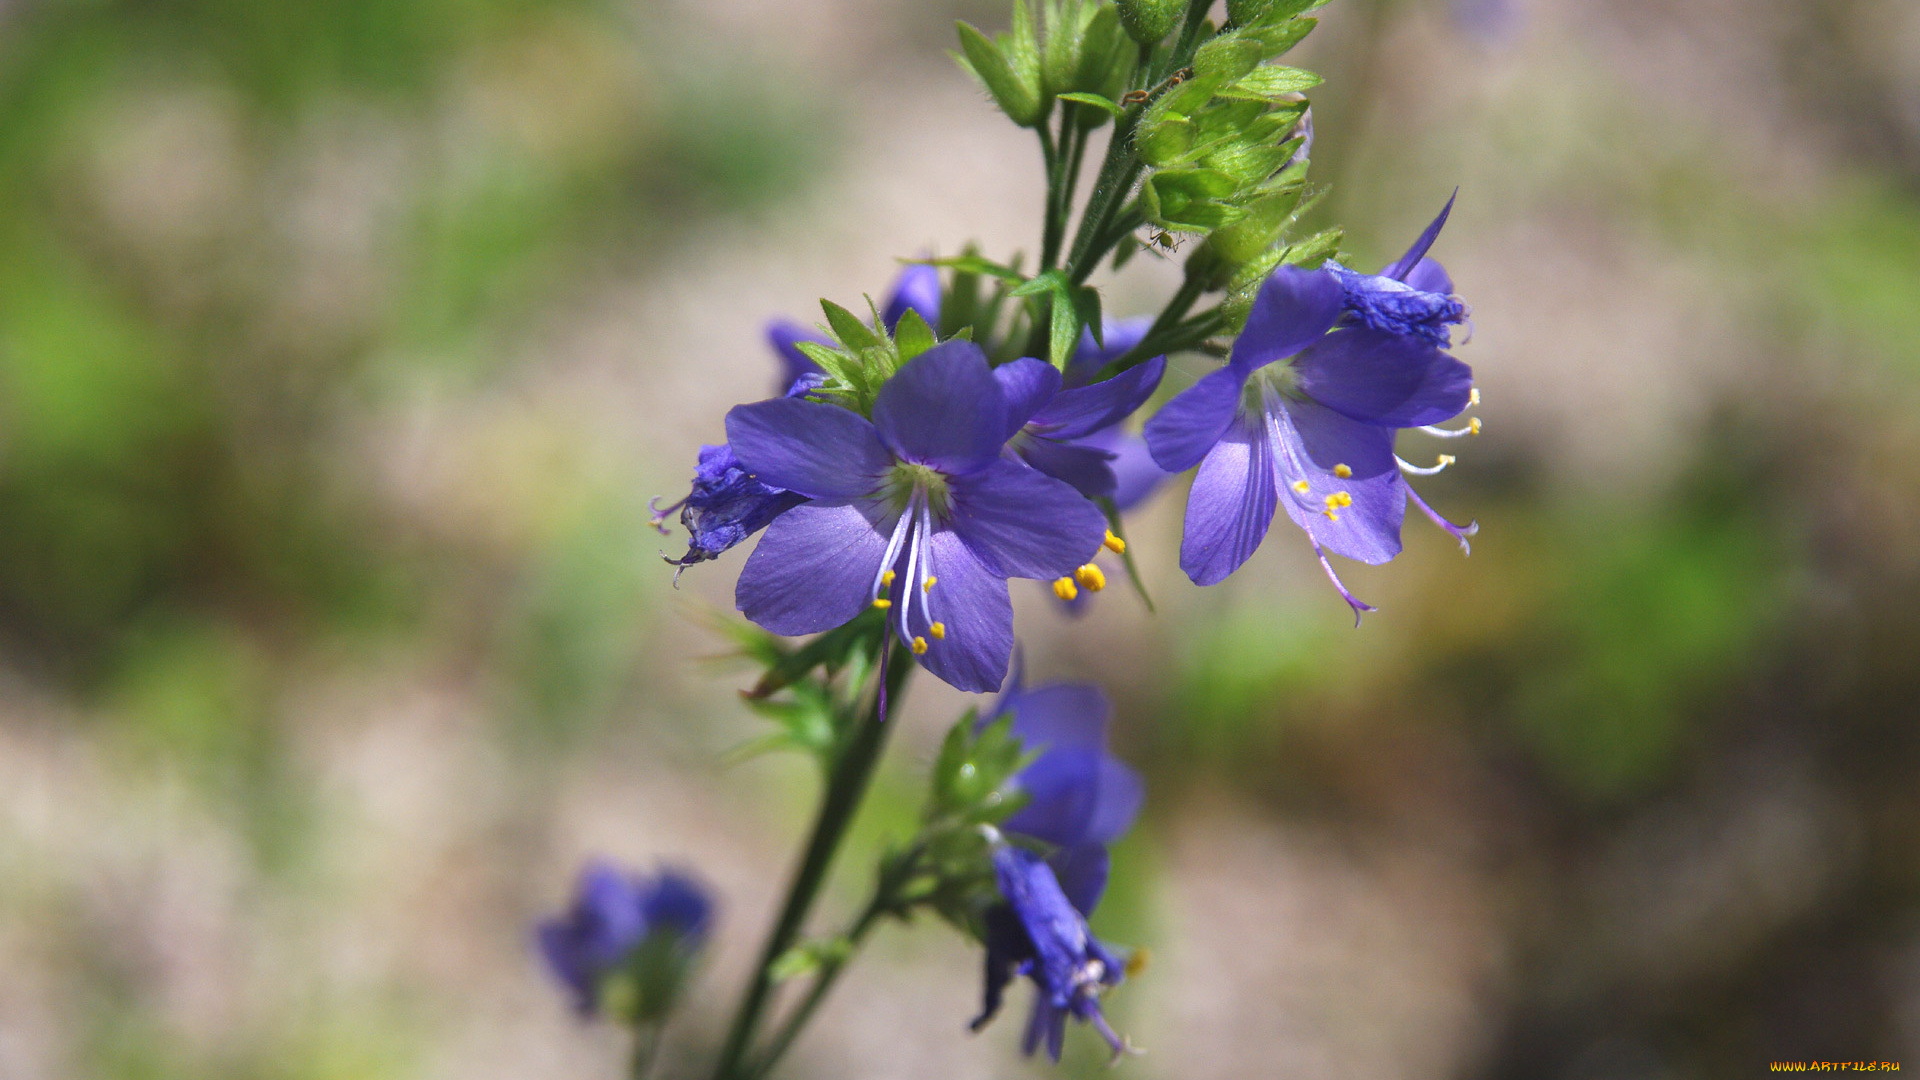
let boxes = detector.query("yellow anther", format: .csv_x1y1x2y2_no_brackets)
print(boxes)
1333,463,1352,478
872,598,892,610
929,621,946,640
1468,417,1482,435
1469,387,1481,406
911,636,928,655
1125,947,1151,978
923,575,937,592
1103,529,1126,555
1074,564,1107,592
880,569,895,586
1292,480,1310,494
1324,491,1352,509
1437,454,1456,466
1052,576,1079,602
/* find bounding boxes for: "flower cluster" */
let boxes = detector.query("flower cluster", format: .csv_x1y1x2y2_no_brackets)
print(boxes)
537,863,714,1023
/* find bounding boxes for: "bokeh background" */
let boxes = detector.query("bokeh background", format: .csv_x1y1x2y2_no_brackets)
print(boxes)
0,0,1917,1076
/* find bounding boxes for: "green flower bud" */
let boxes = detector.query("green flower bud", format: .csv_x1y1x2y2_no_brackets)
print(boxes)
955,20,1044,127
1116,0,1182,46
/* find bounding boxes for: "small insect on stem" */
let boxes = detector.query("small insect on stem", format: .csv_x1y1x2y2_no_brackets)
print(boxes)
1120,89,1150,107
1141,228,1185,258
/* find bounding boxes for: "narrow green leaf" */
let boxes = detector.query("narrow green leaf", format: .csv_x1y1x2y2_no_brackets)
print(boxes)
1008,268,1068,298
1049,284,1079,371
1073,285,1104,349
924,253,1027,280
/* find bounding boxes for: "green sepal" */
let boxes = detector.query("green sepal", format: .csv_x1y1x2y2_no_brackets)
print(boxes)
1151,167,1240,202
1218,225,1342,330
1192,32,1266,85
1073,4,1132,102
821,298,883,351
744,607,886,700
1058,91,1124,117
794,341,860,392
893,309,937,363
1136,116,1196,166
1227,0,1321,26
1116,0,1182,45
955,21,1043,127
1201,142,1296,186
1216,64,1322,100
1007,0,1050,116
1248,15,1317,56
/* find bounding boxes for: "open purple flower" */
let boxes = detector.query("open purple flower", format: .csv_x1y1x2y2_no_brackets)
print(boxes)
995,354,1166,501
972,844,1132,1062
537,862,714,1021
1324,193,1469,347
1142,259,1478,619
766,264,943,391
726,341,1106,692
986,669,1143,850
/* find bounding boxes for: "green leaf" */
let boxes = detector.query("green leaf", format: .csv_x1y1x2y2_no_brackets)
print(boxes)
1192,33,1265,84
794,340,857,387
924,253,1027,280
1008,268,1067,298
1058,91,1123,117
1216,64,1322,100
1073,285,1104,350
1049,285,1080,371
955,22,1043,126
1249,15,1317,57
893,309,937,362
821,298,883,350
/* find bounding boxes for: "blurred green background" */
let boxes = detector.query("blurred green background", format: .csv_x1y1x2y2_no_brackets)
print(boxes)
0,0,1917,1077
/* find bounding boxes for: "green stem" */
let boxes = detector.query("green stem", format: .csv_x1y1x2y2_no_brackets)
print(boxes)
740,898,889,1080
629,1025,662,1080
707,640,910,1080
1037,118,1062,271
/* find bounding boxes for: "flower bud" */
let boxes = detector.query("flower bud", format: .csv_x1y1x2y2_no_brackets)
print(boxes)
1116,0,1182,45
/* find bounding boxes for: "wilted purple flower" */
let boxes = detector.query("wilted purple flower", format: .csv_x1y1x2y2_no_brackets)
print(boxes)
986,668,1143,850
725,341,1106,692
537,862,714,1021
1324,194,1469,348
1143,251,1478,619
972,844,1132,1062
654,376,824,573
766,265,944,392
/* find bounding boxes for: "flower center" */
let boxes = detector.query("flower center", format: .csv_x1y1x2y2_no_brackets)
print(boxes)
883,462,953,517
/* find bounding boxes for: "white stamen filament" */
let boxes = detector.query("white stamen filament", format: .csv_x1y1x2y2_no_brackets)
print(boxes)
870,492,918,603
914,500,937,632
1396,454,1454,476
1418,419,1479,439
896,502,924,643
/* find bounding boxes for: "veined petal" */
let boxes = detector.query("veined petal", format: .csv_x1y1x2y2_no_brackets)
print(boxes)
911,528,1015,693
1077,427,1171,512
1143,364,1252,473
994,357,1063,439
1402,257,1454,295
872,340,1009,475
1028,356,1166,441
1179,414,1278,586
1380,190,1456,282
1270,396,1405,565
735,501,887,636
1230,266,1345,372
947,459,1106,580
1290,327,1473,428
726,398,890,499
1016,436,1118,499
1003,748,1104,847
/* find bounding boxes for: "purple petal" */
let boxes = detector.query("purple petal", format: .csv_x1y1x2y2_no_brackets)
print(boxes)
767,319,827,393
1402,257,1454,295
1290,327,1473,428
872,340,1008,475
1083,756,1144,845
1179,415,1277,586
948,459,1106,580
1230,266,1345,372
1271,397,1405,565
1064,315,1154,386
998,684,1110,753
912,528,1015,693
994,357,1063,439
1046,845,1111,918
1380,190,1456,282
726,398,890,500
1094,429,1173,512
1004,748,1105,846
1144,363,1251,473
1016,436,1118,499
1028,356,1165,441
883,264,942,331
736,501,886,636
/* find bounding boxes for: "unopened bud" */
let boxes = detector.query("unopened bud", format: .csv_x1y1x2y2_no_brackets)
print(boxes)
1116,0,1182,46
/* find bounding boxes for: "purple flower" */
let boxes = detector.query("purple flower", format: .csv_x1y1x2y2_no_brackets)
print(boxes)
1324,194,1470,348
1142,245,1479,619
537,862,714,1021
766,265,944,392
654,376,824,572
725,341,1106,693
996,354,1167,501
972,845,1132,1062
986,669,1143,850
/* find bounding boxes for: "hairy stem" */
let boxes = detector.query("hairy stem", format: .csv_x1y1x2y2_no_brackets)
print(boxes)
708,640,910,1080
